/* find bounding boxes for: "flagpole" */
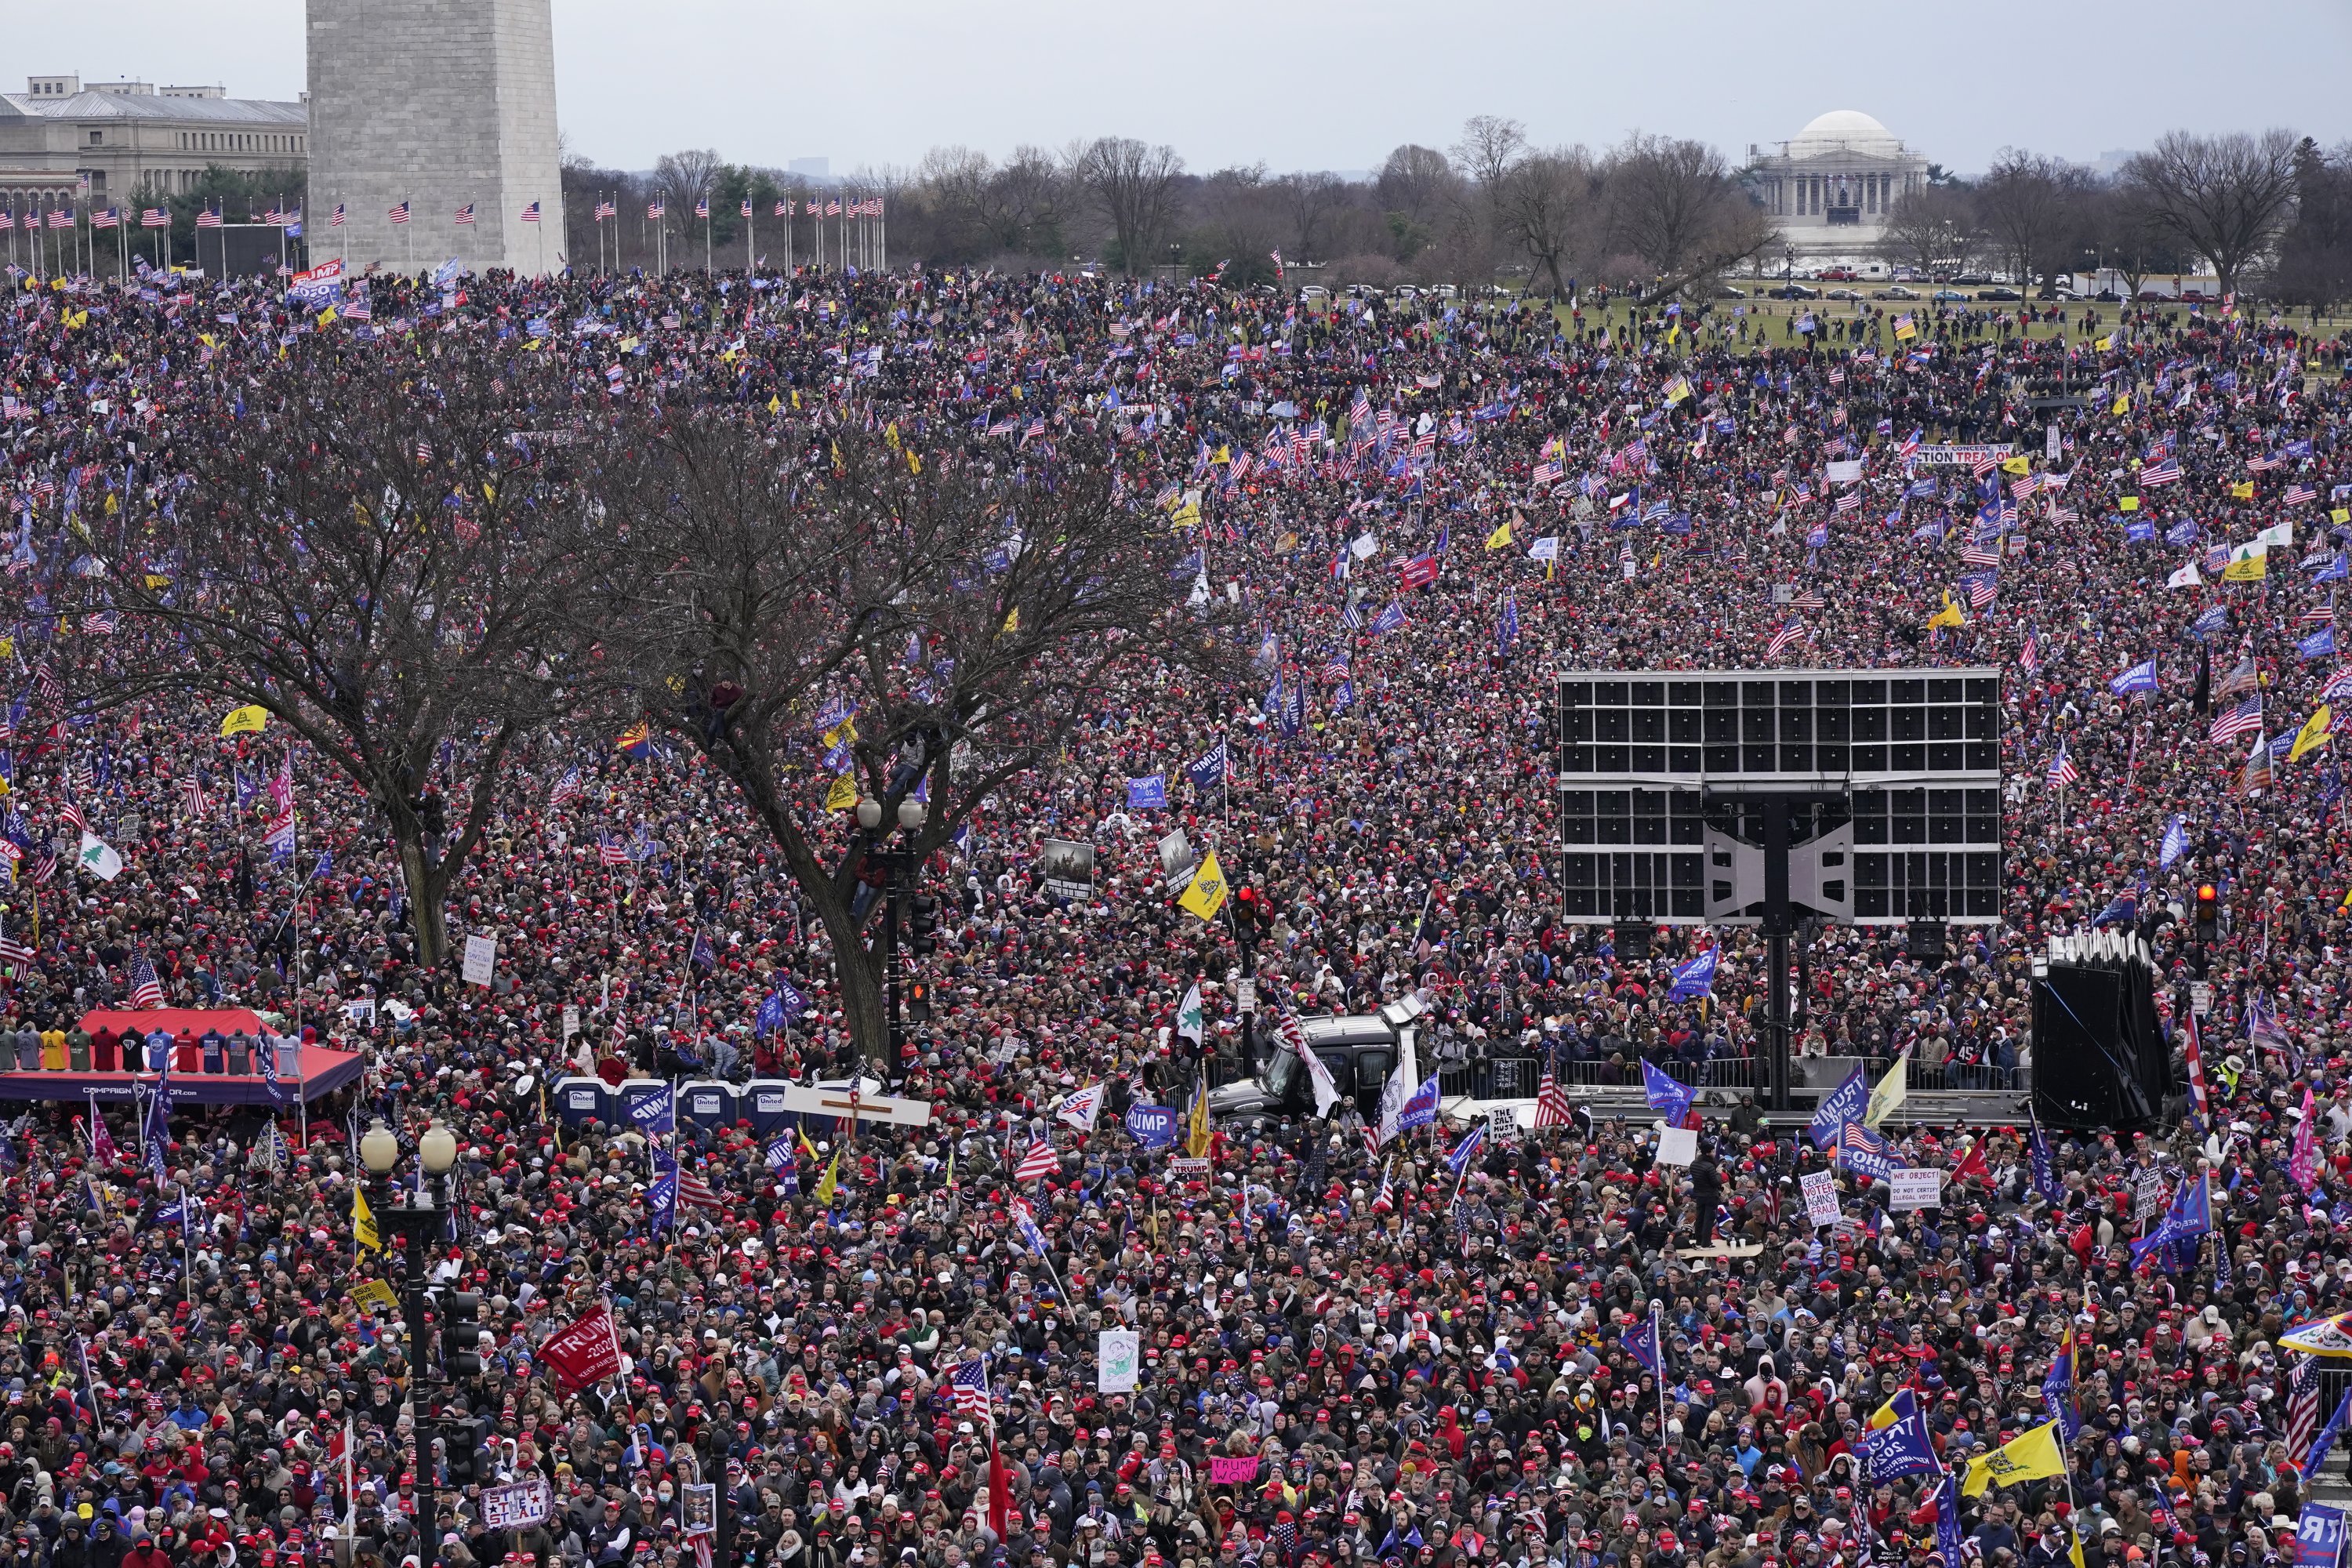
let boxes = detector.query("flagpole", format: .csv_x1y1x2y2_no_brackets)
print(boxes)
1652,1298,1668,1447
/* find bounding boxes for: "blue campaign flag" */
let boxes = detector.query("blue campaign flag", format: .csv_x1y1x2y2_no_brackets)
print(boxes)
1126,775,1168,809
2092,889,2138,926
2318,553,2352,583
1397,1073,1441,1131
2110,659,2159,695
755,990,788,1036
2029,1116,2060,1203
1497,593,1519,652
1838,1123,1905,1181
2160,815,2190,869
630,1083,677,1136
1931,1473,1968,1568
1123,1104,1180,1149
2302,626,2338,662
1445,1123,1486,1173
1622,1309,1662,1375
2165,520,2201,546
1859,1406,1940,1483
2191,604,2230,640
2125,520,2156,543
1370,600,1408,636
2128,1174,2212,1266
645,1167,677,1232
1185,740,1228,792
1668,946,1718,1000
1809,1066,1867,1149
2309,1391,2352,1483
2042,1331,2081,1441
1642,1060,1695,1123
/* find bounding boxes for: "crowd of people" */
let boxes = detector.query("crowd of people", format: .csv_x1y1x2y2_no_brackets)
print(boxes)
0,249,2347,1568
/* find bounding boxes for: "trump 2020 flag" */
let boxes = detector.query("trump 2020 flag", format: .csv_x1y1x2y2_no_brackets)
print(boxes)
1125,775,1167,810
2110,659,2159,696
1860,1403,1940,1483
1809,1066,1867,1149
1668,946,1717,1000
1622,1305,1662,1375
1642,1060,1695,1124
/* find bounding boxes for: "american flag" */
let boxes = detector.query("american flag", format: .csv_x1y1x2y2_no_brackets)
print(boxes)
59,800,86,833
387,201,410,225
948,1358,992,1417
453,203,476,227
2288,1353,2321,1467
2248,453,2283,473
676,1171,724,1212
741,198,753,219
0,926,31,966
520,201,541,224
91,209,118,230
46,209,73,230
548,767,583,807
84,610,117,634
1534,1069,1573,1127
826,200,841,216
196,207,223,230
2142,457,2183,487
695,197,710,220
2020,631,2040,673
1795,588,1827,611
2286,484,2318,506
1013,1139,1059,1182
129,957,165,1011
2046,744,2078,789
1960,540,2002,566
2209,697,2265,744
594,200,615,221
1766,618,1806,660
177,777,212,816
262,209,286,225
774,200,789,218
142,208,168,228
597,831,630,867
1370,1162,1395,1211
647,200,666,220
2303,599,2336,627
330,203,346,227
416,440,434,463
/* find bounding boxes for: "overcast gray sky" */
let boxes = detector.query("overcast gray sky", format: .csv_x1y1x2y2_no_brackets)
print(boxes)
16,0,2352,177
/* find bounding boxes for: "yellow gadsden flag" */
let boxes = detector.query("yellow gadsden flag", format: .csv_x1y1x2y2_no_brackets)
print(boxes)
1864,1054,1907,1128
1961,1417,2067,1497
353,1186,381,1254
824,775,860,812
1178,850,1229,921
2291,705,2333,764
1926,592,1966,631
220,705,269,737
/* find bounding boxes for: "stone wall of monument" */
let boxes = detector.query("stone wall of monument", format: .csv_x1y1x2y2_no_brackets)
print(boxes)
306,0,563,276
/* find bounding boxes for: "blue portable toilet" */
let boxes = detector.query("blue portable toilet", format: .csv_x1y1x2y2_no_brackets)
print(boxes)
680,1080,741,1133
553,1076,614,1128
742,1080,797,1142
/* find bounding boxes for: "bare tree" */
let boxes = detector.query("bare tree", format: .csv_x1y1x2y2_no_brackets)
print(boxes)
1074,136,1185,274
1375,144,1457,261
1377,146,1452,223
1278,171,1348,260
1451,115,1529,198
98,338,594,973
654,147,724,220
1877,186,1980,278
1192,166,1284,285
1495,146,1602,297
1973,150,2085,292
1605,133,1779,301
588,416,1228,1064
985,145,1076,259
2123,129,2302,297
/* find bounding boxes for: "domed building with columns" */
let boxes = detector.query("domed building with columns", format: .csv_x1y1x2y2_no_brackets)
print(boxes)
1748,111,1929,252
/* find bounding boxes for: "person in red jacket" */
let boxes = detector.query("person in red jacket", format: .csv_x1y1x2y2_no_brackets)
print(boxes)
121,1530,172,1568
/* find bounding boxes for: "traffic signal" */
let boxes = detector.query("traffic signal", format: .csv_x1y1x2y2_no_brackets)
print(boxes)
907,979,932,1023
908,894,939,956
441,1291,484,1381
1234,886,1272,933
441,1416,485,1486
2194,884,2220,941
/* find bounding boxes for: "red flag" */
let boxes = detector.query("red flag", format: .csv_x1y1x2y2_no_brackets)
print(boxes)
1950,1137,1991,1187
986,1428,1011,1544
536,1304,623,1390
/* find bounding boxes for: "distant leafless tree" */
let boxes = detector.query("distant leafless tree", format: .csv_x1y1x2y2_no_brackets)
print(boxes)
2082,180,2190,299
1278,171,1348,260
1451,115,1529,198
2123,129,2303,296
1604,133,1779,301
1495,147,1602,297
987,145,1076,258
1877,186,1980,278
1075,136,1185,274
655,148,724,220
1975,149,2087,292
1377,144,1455,227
